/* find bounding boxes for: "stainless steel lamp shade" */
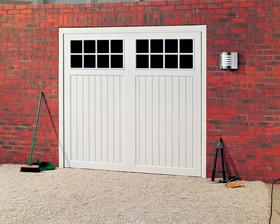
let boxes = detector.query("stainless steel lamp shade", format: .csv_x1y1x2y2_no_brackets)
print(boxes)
220,52,238,70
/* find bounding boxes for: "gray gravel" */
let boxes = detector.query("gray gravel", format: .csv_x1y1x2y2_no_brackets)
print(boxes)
271,184,280,224
0,164,270,224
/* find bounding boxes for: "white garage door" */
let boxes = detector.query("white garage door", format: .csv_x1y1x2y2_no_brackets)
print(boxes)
61,26,206,176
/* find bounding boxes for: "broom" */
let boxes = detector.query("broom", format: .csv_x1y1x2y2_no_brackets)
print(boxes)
20,92,55,172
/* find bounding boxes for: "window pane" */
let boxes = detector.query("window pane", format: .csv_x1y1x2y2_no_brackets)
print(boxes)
136,55,149,68
97,55,109,68
71,55,82,68
84,40,95,53
84,55,95,68
151,55,163,68
151,39,163,53
97,40,109,53
180,55,193,69
111,55,123,68
180,39,193,53
136,40,149,53
111,40,123,53
165,39,178,53
71,40,82,53
165,55,178,68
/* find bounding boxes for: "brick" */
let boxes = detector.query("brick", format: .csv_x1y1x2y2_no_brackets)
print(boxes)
0,0,279,183
240,2,256,7
223,2,240,8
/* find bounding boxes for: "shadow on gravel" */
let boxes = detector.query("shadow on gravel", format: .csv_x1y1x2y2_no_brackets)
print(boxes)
271,184,280,224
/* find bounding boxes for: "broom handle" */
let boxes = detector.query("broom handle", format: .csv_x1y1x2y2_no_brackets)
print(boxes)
42,92,58,140
28,92,43,166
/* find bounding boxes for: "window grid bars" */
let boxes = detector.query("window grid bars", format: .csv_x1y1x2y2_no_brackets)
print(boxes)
135,39,194,69
70,40,124,69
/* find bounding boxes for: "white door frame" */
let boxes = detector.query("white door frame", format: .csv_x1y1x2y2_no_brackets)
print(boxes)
59,25,207,177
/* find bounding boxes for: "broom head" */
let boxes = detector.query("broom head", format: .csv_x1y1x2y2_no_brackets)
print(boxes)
20,164,40,172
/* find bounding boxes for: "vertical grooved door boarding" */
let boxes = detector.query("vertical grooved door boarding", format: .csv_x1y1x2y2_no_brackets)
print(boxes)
63,27,203,176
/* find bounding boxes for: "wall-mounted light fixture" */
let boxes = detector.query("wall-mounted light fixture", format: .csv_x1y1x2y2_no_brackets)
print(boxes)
220,52,238,70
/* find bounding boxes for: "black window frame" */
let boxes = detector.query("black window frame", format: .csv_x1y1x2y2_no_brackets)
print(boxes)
136,38,194,70
70,39,124,69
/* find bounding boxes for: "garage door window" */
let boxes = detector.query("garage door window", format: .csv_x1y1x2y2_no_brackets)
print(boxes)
136,39,193,69
70,40,124,69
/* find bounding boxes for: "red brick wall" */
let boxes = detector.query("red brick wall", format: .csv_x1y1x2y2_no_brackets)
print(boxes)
0,0,279,182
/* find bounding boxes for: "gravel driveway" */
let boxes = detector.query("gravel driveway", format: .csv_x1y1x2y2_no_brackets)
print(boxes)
0,164,269,224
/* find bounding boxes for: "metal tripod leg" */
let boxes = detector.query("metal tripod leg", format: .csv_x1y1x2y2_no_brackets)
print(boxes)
211,148,218,181
221,148,227,182
212,138,227,182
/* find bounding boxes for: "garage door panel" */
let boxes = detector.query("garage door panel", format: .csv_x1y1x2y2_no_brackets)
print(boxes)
138,76,146,165
172,77,179,168
95,75,102,162
179,76,186,168
71,76,85,161
148,76,153,167
77,77,84,161
107,76,114,163
88,76,95,162
83,76,90,162
159,76,166,167
69,75,76,163
63,27,204,176
152,76,160,166
135,75,195,170
101,75,108,162
165,76,173,167
70,75,78,162
186,77,194,169
97,75,123,164
114,76,122,164
66,74,125,165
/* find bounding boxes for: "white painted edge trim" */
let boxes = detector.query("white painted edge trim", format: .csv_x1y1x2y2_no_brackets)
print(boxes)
201,26,207,178
59,28,64,168
58,25,208,178
59,25,206,34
